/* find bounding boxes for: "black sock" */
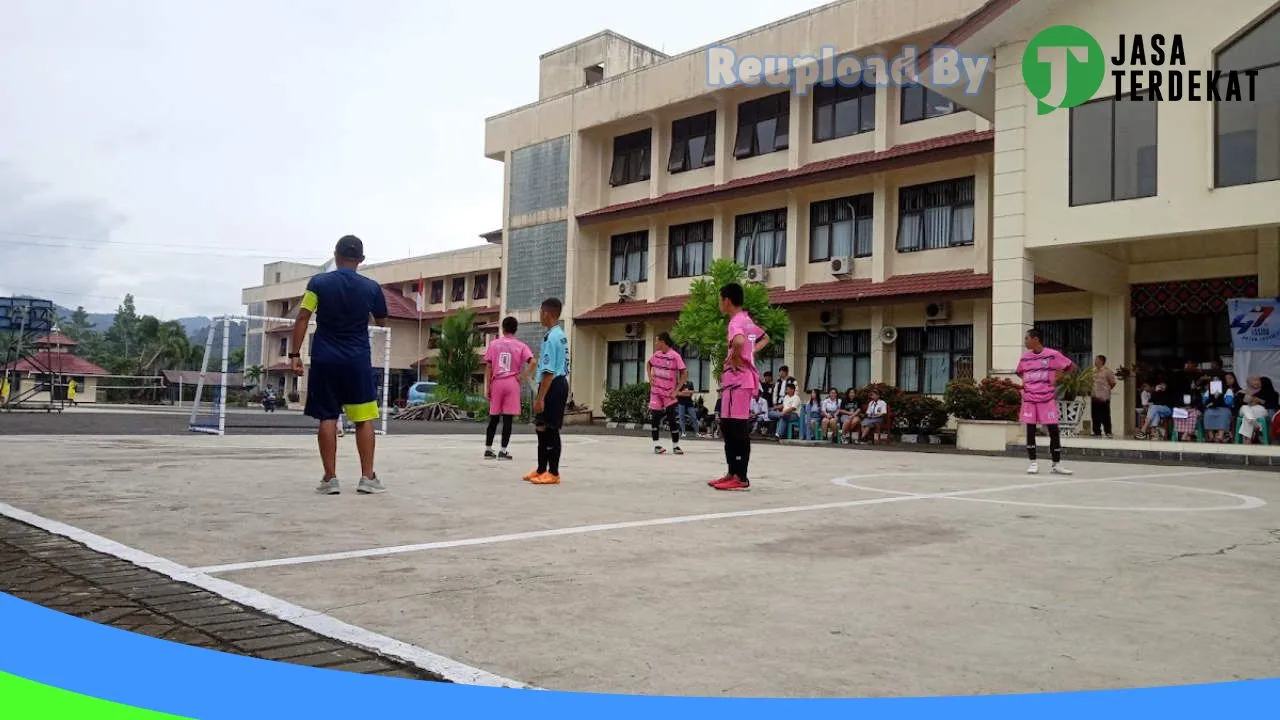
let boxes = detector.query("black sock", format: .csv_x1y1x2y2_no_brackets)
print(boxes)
486,415,500,447
669,407,681,446
546,428,562,475
1026,423,1038,461
739,423,752,484
500,415,513,449
1047,424,1062,464
650,410,662,444
536,429,547,472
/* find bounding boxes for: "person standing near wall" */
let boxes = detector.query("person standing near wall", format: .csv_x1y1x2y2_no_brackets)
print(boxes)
1090,355,1117,438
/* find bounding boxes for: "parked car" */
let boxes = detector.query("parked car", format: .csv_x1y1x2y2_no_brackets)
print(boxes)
406,381,438,405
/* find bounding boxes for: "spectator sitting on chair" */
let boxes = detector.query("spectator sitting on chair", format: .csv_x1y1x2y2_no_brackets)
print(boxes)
819,388,842,442
773,383,802,440
858,391,889,442
801,389,823,441
838,388,862,442
1237,376,1279,444
1134,381,1176,440
751,394,772,435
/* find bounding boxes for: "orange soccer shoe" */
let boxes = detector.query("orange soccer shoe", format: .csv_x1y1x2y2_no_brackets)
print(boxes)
530,472,561,485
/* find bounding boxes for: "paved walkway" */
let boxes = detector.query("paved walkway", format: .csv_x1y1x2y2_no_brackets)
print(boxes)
0,516,440,681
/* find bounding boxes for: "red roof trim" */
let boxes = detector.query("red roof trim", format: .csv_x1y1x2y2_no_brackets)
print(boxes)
577,131,993,225
3,353,110,376
574,271,1075,322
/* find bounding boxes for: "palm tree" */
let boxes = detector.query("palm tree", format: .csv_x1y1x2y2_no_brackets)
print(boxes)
245,364,265,386
437,308,479,393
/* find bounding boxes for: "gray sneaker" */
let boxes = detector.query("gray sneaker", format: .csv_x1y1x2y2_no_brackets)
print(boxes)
315,477,340,495
357,474,386,494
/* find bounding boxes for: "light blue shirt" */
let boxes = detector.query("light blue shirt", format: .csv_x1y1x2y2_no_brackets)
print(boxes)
538,324,568,379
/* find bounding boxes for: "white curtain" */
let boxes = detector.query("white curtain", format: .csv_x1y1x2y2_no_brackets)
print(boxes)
1233,350,1280,384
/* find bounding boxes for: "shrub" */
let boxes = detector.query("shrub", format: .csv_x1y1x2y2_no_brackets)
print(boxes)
944,377,1021,421
287,391,300,404
1055,366,1095,401
603,382,651,424
894,394,949,434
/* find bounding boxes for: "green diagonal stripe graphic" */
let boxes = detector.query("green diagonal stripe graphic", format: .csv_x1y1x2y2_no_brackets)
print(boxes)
0,671,194,720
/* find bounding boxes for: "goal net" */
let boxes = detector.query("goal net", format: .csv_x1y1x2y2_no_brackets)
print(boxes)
188,314,392,436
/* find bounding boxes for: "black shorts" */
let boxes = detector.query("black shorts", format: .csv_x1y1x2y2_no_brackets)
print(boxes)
535,376,569,430
304,360,378,422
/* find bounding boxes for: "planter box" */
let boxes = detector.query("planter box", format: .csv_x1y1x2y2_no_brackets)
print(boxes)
899,433,943,445
564,409,593,426
1057,398,1087,437
956,419,1022,452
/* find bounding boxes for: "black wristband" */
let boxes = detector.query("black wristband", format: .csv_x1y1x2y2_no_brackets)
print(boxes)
288,353,301,359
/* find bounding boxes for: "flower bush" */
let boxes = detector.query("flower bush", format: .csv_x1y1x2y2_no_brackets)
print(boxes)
892,394,949,434
602,382,651,424
944,377,1021,422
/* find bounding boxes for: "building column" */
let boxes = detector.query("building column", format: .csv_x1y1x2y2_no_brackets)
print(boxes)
973,155,993,275
789,91,809,170
649,112,665,199
784,190,801,290
712,204,730,263
714,98,730,186
870,173,890,283
1093,292,1133,434
645,218,660,302
972,299,991,379
875,84,894,153
990,41,1032,376
869,307,890,382
1258,227,1280,296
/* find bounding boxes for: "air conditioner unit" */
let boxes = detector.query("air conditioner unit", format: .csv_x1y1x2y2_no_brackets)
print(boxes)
617,280,636,300
879,326,899,345
819,308,842,328
745,265,767,283
925,301,951,322
830,256,853,276
624,322,644,339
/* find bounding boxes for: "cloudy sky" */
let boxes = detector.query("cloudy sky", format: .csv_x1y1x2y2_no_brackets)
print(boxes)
0,0,824,319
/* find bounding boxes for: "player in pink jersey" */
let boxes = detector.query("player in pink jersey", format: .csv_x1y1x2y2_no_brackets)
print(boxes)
1016,328,1075,475
711,283,770,491
647,332,688,455
482,316,535,461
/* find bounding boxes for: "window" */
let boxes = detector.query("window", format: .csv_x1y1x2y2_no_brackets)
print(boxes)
610,231,649,284
1070,97,1158,205
805,330,871,391
896,177,975,252
281,300,291,315
585,64,604,87
813,78,876,142
609,129,651,186
1215,8,1280,187
682,345,711,392
274,272,281,283
1034,319,1093,370
734,209,787,268
668,220,714,278
451,277,466,302
494,274,501,298
606,340,646,390
756,339,785,379
900,84,961,123
810,194,873,262
1135,313,1235,373
278,337,288,357
473,275,489,300
669,111,716,173
733,92,789,159
895,325,973,394
430,280,444,304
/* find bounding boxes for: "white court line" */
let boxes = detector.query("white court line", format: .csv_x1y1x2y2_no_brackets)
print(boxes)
0,501,528,689
193,477,1092,575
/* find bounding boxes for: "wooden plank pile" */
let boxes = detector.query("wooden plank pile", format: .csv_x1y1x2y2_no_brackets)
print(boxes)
394,402,463,421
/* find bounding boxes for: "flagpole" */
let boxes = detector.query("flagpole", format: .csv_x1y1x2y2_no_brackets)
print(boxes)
416,274,423,382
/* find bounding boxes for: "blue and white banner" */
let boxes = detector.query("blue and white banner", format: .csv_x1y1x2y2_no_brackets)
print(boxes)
1227,298,1280,350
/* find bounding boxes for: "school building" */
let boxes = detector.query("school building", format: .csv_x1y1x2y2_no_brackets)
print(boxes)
483,0,1280,433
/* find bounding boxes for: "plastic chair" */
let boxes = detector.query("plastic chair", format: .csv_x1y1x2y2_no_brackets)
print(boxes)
1235,412,1273,445
866,413,894,446
780,415,802,440
1164,415,1203,443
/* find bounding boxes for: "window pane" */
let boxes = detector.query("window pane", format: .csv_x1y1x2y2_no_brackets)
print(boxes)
1113,98,1158,200
815,104,834,142
807,356,828,391
756,117,777,153
926,89,956,118
735,236,751,265
950,205,975,246
902,86,924,122
687,135,707,169
855,356,871,388
831,218,854,257
1217,8,1280,72
810,223,830,262
897,356,920,392
1216,64,1280,186
1071,100,1115,204
922,205,951,249
829,356,855,391
898,213,922,251
855,216,874,257
860,91,876,131
922,352,950,394
834,98,859,137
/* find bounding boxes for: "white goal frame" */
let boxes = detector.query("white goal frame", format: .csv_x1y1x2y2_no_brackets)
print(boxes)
188,314,392,436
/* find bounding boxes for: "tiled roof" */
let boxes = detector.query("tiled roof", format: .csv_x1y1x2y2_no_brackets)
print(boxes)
382,288,422,320
577,130,994,224
575,271,1073,322
34,332,78,347
3,353,109,376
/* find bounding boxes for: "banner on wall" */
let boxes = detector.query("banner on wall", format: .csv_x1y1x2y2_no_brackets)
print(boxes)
1227,298,1280,350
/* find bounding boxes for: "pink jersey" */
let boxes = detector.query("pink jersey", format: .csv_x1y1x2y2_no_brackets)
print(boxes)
484,336,533,382
648,349,686,410
722,311,763,393
1016,347,1073,403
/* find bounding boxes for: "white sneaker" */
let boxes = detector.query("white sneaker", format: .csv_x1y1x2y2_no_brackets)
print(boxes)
1051,463,1074,475
1026,462,1039,474
315,477,340,495
356,475,386,494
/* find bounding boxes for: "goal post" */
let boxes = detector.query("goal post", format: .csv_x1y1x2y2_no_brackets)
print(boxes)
188,314,392,436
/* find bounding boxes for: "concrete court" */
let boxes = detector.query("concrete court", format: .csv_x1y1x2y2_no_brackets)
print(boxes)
0,433,1277,698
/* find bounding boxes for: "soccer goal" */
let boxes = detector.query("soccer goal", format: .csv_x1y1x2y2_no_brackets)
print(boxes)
188,314,392,436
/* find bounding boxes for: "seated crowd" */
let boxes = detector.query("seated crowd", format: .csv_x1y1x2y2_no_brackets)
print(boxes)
1133,360,1278,444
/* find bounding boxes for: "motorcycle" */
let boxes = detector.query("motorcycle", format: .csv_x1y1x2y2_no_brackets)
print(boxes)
262,394,276,413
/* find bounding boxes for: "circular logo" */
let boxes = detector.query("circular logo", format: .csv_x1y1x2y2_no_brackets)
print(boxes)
1021,25,1106,114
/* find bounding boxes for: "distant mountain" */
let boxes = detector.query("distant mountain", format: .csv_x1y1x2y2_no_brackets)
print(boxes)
50,305,241,349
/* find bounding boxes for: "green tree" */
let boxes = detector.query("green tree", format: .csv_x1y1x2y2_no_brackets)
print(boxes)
245,364,265,386
101,294,141,373
436,308,479,393
136,318,192,375
63,306,96,342
672,259,789,382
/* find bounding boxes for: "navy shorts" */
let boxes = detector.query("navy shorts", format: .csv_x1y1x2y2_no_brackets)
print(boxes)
304,360,378,422
535,376,569,430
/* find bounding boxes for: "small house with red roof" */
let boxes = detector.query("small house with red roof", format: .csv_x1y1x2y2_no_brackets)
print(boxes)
1,331,109,405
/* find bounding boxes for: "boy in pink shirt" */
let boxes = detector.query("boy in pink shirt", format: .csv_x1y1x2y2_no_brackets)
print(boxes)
482,316,535,460
1016,328,1075,475
648,332,688,455
711,283,770,491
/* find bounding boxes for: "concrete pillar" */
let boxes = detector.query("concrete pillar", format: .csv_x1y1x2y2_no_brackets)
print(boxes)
972,299,991,379
784,191,801,290
1092,292,1133,434
714,98,730,186
645,218,660,302
869,307,890,382
870,173,890,283
990,42,1032,376
649,112,665,199
712,204,730,263
973,155,993,275
1258,227,1280,296
789,90,809,170
875,84,894,153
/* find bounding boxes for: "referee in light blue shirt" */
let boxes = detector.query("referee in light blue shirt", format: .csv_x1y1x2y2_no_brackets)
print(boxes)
526,297,569,485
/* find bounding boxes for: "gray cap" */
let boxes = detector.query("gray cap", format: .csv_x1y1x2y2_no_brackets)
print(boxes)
335,235,364,259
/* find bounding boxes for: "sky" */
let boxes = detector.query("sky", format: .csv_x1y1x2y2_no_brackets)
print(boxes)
0,0,826,319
